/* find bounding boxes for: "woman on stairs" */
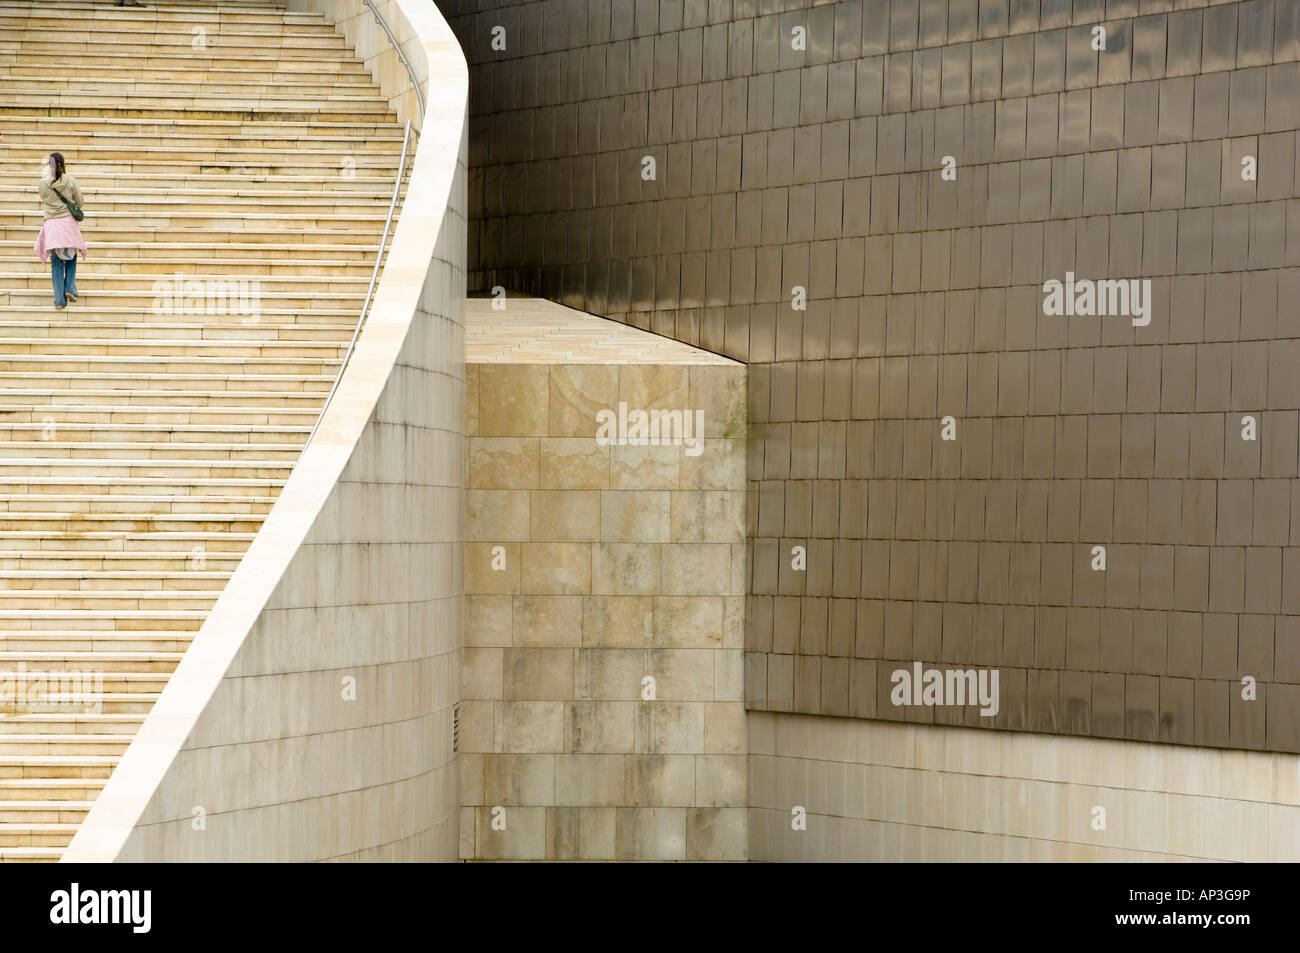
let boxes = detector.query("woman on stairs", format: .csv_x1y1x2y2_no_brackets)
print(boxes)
34,152,87,310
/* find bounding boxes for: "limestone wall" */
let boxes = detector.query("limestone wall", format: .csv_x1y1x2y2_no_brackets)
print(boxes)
460,295,749,860
749,710,1300,860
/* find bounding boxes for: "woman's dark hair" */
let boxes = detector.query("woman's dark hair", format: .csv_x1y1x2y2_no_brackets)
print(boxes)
49,152,66,180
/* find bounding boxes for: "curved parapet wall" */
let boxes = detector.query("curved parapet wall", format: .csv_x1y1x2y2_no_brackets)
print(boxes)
62,0,468,862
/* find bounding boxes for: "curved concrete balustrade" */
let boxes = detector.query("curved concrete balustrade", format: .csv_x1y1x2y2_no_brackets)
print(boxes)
62,0,468,861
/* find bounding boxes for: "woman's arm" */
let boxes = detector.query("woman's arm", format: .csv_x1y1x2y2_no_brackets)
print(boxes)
66,178,85,207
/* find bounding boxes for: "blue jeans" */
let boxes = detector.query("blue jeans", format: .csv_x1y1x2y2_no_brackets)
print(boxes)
50,254,78,307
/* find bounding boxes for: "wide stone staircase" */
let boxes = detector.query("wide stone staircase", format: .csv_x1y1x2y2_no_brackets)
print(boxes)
0,0,406,860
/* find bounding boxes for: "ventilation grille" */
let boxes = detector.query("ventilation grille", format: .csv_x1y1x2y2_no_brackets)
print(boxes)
452,703,461,755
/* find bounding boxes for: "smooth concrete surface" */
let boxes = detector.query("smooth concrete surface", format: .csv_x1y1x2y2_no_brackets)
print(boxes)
748,710,1300,861
62,0,468,861
461,294,748,860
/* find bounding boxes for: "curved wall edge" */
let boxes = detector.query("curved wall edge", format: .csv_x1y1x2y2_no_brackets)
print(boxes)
61,0,469,862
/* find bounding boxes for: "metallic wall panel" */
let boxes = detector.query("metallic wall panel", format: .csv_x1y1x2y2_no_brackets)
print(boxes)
443,0,1300,753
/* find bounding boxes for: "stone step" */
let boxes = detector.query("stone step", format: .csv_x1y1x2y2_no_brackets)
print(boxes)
0,371,332,390
0,605,204,626
0,462,289,483
0,474,282,492
0,429,302,448
0,586,219,608
0,386,328,406
0,100,394,124
0,846,64,861
0,574,228,594
0,662,172,682
0,405,318,424
0,449,293,468
0,62,374,83
0,363,336,384
0,823,83,847
0,173,397,194
0,417,306,435
0,735,133,756
0,182,403,198
0,527,257,549
0,190,403,214
2,0,295,10
0,174,399,191
0,2,323,18
0,633,193,653
0,1,315,16
0,15,346,34
0,338,344,358
3,262,376,281
0,139,401,159
4,4,301,13
0,292,362,314
0,122,395,147
0,305,359,327
0,323,349,343
0,273,370,297
0,774,106,800
0,569,228,590
0,443,300,462
0,553,238,572
0,757,120,779
0,32,353,53
2,75,373,97
0,801,93,823
0,652,183,673
0,225,384,245
0,324,351,343
0,77,384,99
2,183,402,200
0,95,389,114
0,6,329,23
4,259,389,284
1,206,394,227
0,491,275,511
0,511,267,533
0,184,407,206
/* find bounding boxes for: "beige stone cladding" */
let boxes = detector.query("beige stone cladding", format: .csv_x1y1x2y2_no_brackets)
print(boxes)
748,711,1300,861
462,295,748,860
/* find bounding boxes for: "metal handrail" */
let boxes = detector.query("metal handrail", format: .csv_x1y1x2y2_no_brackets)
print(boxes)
308,118,412,444
363,0,426,121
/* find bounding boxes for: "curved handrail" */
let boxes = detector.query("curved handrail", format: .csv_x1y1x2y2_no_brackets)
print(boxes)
363,0,425,120
308,117,411,445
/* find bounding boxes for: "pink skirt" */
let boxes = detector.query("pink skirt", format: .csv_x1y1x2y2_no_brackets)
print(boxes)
35,215,87,262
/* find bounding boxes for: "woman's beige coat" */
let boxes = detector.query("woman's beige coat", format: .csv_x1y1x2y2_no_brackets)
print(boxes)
38,174,84,220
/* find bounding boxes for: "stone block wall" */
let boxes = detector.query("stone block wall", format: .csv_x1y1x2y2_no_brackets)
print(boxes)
460,295,749,860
